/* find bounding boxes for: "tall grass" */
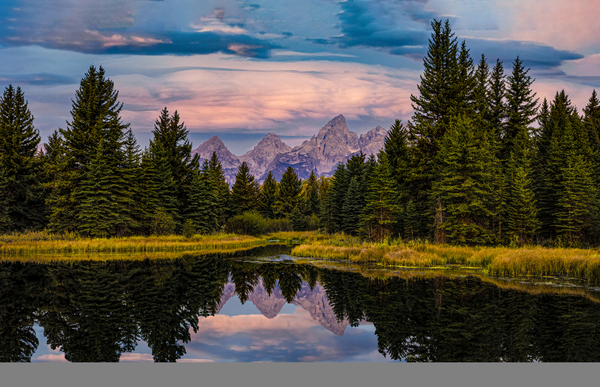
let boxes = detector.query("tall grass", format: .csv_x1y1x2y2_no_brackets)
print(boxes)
0,231,266,255
290,234,600,281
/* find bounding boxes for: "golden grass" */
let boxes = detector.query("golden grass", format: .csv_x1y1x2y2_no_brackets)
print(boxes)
291,236,600,281
0,232,265,255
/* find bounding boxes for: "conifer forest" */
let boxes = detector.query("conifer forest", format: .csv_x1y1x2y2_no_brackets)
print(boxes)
2,20,600,248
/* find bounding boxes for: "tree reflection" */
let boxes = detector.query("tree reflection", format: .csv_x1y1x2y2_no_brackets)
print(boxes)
2,254,600,362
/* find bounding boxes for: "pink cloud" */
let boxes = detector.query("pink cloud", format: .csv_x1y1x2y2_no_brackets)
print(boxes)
36,354,68,362
120,353,154,362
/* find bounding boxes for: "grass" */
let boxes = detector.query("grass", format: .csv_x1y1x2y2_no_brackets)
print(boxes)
290,234,600,282
0,230,267,256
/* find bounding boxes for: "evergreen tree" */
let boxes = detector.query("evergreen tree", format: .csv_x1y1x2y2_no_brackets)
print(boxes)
187,162,219,234
150,107,199,217
290,206,306,231
360,154,399,242
138,149,161,233
407,19,465,238
488,59,507,134
341,177,363,235
432,115,493,245
276,166,303,217
328,163,349,232
151,141,179,224
584,90,600,154
76,141,118,237
473,54,491,121
0,165,10,232
536,91,595,242
304,170,320,216
0,85,44,231
206,152,230,228
503,57,538,160
48,66,130,234
404,200,418,240
504,151,539,245
258,171,278,219
120,129,141,235
231,161,259,216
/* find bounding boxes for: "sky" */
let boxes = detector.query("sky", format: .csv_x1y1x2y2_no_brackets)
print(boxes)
1,0,599,154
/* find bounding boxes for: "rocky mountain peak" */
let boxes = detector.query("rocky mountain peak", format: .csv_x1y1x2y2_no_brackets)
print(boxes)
239,133,291,178
191,135,241,185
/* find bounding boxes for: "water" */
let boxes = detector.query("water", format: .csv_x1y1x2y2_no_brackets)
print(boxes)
2,246,600,362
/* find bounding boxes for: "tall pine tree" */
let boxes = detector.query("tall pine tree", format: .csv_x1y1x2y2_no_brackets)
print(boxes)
231,161,259,216
0,85,44,231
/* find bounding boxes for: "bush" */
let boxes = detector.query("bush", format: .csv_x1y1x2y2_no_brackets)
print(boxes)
225,211,267,236
152,208,177,236
264,217,293,233
182,219,195,238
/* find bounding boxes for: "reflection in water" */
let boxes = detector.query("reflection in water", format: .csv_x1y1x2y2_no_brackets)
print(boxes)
2,246,600,362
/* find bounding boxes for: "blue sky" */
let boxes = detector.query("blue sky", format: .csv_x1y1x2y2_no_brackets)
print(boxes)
1,0,599,153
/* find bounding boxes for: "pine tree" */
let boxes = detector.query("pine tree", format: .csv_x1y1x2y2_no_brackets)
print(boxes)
0,85,44,231
120,129,141,235
276,166,303,217
0,165,10,232
488,59,507,134
341,177,363,235
206,152,230,228
404,200,418,240
583,90,600,184
536,91,595,242
138,148,161,233
383,120,410,235
407,19,463,238
187,163,219,234
151,141,179,224
432,115,493,245
231,161,259,216
473,54,491,121
328,163,349,232
360,154,399,242
149,107,199,217
503,57,538,160
48,66,130,234
76,141,118,237
304,170,320,216
290,206,306,231
258,171,278,219
505,151,539,245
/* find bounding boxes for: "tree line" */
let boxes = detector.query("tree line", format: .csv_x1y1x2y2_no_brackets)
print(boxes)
1,19,600,245
319,19,600,246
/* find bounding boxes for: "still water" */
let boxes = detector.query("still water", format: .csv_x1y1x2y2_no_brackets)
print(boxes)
2,245,600,362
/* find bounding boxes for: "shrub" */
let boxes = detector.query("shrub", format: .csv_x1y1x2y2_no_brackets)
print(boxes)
152,208,177,236
225,211,267,236
182,219,195,238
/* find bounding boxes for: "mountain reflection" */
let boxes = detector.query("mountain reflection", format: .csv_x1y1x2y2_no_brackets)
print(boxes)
2,249,600,362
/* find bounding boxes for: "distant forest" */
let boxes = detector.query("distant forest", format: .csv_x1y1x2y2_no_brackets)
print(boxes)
1,19,600,247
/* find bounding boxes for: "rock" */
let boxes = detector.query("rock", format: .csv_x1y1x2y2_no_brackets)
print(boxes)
191,135,241,185
239,133,292,178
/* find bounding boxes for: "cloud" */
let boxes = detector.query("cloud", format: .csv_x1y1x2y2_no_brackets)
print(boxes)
109,55,417,135
120,353,154,362
463,38,583,69
0,73,76,86
36,353,68,362
0,0,275,58
184,308,389,362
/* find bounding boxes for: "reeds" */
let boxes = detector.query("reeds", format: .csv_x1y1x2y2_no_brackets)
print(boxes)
290,236,600,281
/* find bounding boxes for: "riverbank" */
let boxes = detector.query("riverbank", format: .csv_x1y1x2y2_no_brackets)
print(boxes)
291,235,600,282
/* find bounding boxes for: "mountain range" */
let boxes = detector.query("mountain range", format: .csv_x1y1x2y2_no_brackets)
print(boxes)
191,114,388,184
215,278,351,336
